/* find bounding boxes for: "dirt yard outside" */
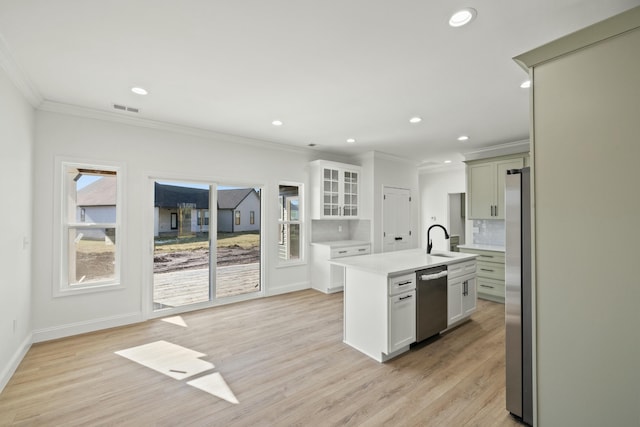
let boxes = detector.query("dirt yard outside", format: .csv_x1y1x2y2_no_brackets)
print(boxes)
153,231,260,274
73,231,260,281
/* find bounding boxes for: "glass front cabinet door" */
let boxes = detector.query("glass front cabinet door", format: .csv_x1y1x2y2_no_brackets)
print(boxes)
311,160,361,219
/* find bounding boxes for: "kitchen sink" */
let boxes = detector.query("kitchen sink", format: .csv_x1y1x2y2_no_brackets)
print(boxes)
429,252,456,258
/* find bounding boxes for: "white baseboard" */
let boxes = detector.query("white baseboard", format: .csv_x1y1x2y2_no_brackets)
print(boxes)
266,281,310,297
0,333,33,393
32,312,143,343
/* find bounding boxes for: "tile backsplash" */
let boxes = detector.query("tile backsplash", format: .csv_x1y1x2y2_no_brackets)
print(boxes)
311,219,371,242
472,219,505,246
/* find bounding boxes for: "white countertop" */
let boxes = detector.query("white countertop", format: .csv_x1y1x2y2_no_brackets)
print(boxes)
458,243,505,252
330,248,477,277
310,240,370,248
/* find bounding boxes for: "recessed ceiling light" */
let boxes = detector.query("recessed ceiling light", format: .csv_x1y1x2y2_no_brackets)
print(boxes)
449,8,477,27
346,138,356,144
272,120,283,126
520,80,532,89
457,135,469,141
409,117,422,124
444,160,452,164
131,87,148,95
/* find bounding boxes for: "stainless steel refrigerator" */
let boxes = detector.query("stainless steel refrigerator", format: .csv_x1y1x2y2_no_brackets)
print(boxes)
505,167,533,426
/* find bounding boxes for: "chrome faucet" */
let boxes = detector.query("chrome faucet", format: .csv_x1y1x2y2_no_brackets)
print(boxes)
427,224,450,254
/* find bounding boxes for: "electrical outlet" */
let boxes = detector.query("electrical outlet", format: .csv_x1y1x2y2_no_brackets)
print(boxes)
338,225,342,232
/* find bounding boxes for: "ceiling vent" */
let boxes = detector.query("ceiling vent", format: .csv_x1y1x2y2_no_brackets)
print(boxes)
113,103,140,113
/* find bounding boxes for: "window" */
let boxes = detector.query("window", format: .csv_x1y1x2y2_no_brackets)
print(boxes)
278,183,303,262
57,161,122,294
250,211,255,225
235,210,241,225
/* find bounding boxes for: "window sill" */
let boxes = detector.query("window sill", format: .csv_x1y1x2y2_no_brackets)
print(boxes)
276,260,307,269
53,282,125,298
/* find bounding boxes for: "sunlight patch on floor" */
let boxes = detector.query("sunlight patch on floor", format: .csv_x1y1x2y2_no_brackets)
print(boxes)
161,315,188,327
187,372,239,404
115,340,213,380
115,340,239,404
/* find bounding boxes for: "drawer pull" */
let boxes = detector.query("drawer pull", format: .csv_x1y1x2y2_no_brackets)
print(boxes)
480,255,494,258
399,295,413,301
480,284,494,289
480,268,494,272
397,280,412,286
358,248,367,252
395,237,403,241
338,250,348,254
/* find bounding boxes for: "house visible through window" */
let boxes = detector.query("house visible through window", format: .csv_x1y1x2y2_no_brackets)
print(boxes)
278,184,302,262
59,162,121,293
235,210,241,225
250,211,255,225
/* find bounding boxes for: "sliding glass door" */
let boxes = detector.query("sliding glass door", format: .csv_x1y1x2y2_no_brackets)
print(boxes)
152,180,261,311
215,185,261,299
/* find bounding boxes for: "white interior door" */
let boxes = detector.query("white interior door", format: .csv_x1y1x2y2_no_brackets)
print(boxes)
382,187,412,252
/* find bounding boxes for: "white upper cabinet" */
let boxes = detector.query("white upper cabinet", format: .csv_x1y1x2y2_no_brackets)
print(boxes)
310,160,361,219
467,156,525,219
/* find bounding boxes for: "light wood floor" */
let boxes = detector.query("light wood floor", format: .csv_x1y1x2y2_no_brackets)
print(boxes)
0,290,524,426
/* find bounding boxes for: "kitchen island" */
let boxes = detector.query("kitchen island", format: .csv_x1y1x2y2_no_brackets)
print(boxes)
331,248,478,362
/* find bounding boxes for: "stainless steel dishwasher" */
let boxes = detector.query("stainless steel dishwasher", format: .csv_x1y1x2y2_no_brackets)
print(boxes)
415,265,448,342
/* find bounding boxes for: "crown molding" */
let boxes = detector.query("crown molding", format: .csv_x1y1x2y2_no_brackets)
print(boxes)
417,162,465,175
38,100,322,157
514,5,640,71
352,150,417,166
0,32,43,107
463,139,530,161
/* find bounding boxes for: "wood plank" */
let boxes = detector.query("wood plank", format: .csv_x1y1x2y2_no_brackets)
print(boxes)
153,262,260,307
0,291,523,426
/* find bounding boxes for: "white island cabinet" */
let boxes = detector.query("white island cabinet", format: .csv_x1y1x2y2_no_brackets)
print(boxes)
333,249,477,362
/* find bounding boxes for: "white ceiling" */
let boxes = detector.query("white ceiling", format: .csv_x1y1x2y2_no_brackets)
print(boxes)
1,0,639,166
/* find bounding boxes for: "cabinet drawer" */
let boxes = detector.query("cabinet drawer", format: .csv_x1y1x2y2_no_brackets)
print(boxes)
388,273,416,296
475,252,505,264
477,261,505,281
447,260,476,279
477,277,505,298
460,248,505,264
330,245,370,259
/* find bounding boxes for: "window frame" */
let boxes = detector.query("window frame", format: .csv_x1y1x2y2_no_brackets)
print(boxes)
53,158,125,297
277,182,304,266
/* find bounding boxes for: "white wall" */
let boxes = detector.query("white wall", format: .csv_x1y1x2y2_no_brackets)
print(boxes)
529,19,640,426
31,108,326,341
418,166,468,251
0,66,34,390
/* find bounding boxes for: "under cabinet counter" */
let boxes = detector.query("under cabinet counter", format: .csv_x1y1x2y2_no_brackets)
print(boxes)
310,240,371,293
459,245,505,302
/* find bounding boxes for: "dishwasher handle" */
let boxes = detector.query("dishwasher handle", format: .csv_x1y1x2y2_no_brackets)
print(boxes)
420,271,448,281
